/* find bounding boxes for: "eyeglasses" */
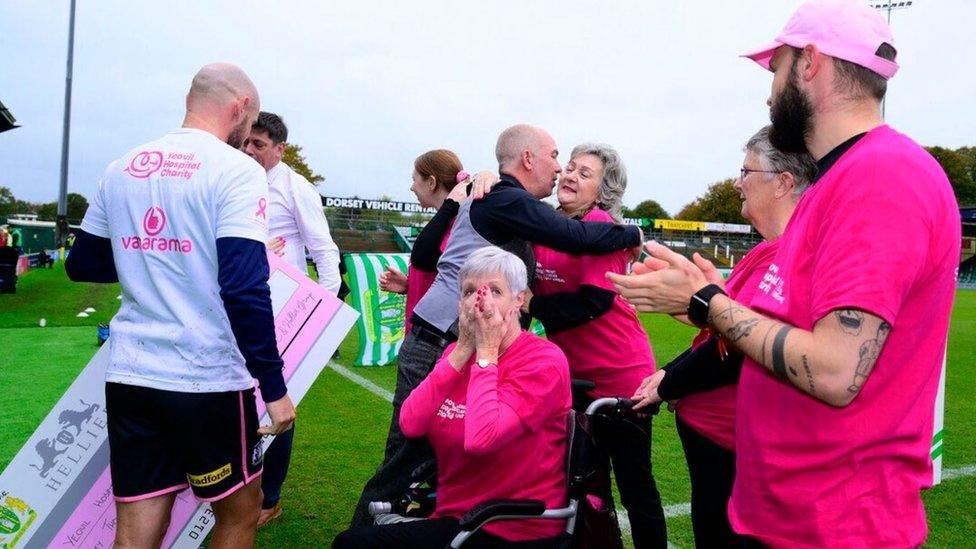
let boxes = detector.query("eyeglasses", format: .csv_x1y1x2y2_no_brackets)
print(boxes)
739,167,780,179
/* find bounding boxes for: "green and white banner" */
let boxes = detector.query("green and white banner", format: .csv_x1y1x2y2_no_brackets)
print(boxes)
931,355,947,485
344,253,410,366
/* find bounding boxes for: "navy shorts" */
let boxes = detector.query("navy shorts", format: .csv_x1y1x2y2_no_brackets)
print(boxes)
105,382,264,502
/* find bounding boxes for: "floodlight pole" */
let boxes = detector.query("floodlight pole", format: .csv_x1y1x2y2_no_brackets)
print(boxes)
869,1,914,119
56,0,77,249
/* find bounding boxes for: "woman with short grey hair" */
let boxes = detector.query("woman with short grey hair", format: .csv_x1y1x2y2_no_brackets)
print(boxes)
557,143,628,222
334,246,572,548
527,143,668,547
630,125,815,547
457,245,529,296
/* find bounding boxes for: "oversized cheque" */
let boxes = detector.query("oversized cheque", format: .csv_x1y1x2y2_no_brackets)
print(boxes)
0,254,358,548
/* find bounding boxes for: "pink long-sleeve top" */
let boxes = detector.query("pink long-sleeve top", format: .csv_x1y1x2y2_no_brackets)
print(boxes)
399,331,571,541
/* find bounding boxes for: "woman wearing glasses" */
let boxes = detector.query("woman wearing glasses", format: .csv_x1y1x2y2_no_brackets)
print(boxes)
630,125,815,547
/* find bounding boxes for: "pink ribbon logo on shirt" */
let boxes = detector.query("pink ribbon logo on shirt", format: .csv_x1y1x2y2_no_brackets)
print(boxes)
124,151,164,179
256,198,267,220
143,207,167,236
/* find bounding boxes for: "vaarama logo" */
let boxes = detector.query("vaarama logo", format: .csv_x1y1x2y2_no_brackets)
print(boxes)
120,207,194,254
143,207,166,236
121,236,192,253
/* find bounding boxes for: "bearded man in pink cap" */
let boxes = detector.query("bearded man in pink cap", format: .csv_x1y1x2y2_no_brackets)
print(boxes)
608,1,961,546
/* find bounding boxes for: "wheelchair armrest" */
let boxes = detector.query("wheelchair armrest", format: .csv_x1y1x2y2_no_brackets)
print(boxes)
458,499,546,530
410,459,436,482
571,379,596,392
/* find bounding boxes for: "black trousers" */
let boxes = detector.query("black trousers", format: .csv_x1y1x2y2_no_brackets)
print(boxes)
333,517,560,549
675,414,746,548
350,331,447,527
261,424,295,509
588,403,668,548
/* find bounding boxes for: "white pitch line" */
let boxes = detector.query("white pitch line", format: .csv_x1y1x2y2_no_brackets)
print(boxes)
664,502,692,518
327,361,394,403
943,464,976,481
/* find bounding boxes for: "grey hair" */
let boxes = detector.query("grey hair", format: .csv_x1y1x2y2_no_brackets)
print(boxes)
458,246,528,295
744,125,817,196
495,124,540,172
569,143,628,222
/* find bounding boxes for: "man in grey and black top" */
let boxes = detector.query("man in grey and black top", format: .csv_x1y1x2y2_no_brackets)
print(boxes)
350,123,641,527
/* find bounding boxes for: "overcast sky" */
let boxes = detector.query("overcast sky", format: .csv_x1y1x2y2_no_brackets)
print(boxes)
1,0,974,216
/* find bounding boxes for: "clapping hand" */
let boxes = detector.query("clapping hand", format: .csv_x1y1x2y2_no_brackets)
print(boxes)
608,241,723,314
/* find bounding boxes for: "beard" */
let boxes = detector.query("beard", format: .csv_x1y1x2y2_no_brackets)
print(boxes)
769,62,813,154
226,118,250,149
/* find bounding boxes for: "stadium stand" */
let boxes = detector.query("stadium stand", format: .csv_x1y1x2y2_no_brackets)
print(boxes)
319,197,976,290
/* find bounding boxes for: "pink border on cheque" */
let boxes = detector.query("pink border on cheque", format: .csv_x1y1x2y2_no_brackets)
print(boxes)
50,254,342,547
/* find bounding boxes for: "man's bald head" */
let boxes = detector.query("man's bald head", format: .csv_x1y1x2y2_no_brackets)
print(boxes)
186,62,259,112
183,63,260,148
495,124,561,199
496,124,548,172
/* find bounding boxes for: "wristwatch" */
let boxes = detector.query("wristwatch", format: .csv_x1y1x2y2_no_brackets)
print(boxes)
688,284,727,327
476,359,497,369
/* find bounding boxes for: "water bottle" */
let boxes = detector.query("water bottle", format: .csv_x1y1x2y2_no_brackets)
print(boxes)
97,323,110,346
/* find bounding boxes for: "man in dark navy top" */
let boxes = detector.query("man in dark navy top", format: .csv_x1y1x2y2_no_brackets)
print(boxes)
351,123,641,527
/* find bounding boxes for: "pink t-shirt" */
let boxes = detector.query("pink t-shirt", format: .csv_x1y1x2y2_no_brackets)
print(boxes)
399,331,571,541
674,239,779,451
728,126,961,548
533,208,654,398
404,223,453,333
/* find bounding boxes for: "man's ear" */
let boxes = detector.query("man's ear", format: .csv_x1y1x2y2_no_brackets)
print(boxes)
521,149,533,172
231,97,251,126
800,44,824,82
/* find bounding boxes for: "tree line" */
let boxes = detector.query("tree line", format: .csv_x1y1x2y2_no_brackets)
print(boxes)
2,144,972,226
623,145,976,224
0,145,322,224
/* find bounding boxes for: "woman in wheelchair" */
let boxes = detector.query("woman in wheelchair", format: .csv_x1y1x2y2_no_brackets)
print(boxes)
334,246,572,548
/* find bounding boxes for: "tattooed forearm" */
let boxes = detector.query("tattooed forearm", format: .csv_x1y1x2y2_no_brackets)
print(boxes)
771,326,793,379
727,318,761,342
835,309,864,336
801,354,816,395
760,324,775,368
709,303,748,325
847,321,892,395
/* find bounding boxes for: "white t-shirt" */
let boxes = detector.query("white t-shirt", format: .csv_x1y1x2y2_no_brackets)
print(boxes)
266,161,341,294
81,127,269,393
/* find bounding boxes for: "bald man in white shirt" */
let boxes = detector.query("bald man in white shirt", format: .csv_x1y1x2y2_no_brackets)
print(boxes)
67,63,295,548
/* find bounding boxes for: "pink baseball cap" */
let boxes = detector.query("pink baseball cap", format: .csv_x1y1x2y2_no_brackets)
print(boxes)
742,0,899,79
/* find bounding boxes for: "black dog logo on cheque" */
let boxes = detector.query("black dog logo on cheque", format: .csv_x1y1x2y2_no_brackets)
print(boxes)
30,400,100,478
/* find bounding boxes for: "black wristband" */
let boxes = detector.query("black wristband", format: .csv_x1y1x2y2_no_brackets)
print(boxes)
688,284,727,327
